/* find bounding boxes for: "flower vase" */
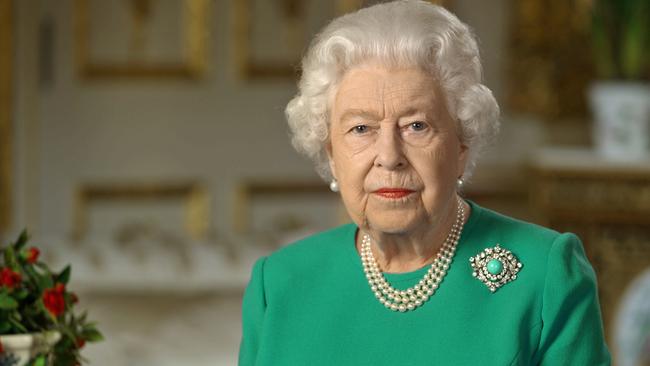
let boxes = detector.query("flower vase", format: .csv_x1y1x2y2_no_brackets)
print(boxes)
0,331,60,366
589,82,650,160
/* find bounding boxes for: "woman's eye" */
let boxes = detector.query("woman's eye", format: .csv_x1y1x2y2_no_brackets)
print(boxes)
410,121,427,131
352,125,369,134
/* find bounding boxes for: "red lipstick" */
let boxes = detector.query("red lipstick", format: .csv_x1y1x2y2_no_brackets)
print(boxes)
373,188,414,199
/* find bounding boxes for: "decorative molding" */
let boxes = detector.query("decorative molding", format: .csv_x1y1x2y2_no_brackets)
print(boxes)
72,182,210,242
74,0,209,80
233,180,345,234
233,0,450,80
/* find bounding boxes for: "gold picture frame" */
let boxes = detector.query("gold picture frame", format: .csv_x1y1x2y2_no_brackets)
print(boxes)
234,180,347,235
72,182,210,242
233,0,450,80
74,0,209,80
337,0,449,13
0,0,12,234
506,0,594,120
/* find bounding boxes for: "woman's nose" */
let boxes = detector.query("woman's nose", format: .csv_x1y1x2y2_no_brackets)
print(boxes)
374,127,407,170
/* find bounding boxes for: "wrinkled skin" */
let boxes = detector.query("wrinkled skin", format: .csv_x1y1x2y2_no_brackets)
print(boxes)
328,63,471,273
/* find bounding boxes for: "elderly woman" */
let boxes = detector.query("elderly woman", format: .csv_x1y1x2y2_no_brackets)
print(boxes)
239,1,611,365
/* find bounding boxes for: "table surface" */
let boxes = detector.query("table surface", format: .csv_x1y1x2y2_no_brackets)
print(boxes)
531,147,650,172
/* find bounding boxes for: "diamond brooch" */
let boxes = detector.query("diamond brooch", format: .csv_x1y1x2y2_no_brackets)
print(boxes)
470,244,522,293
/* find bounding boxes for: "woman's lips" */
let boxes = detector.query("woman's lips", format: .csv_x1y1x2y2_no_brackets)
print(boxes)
373,188,415,199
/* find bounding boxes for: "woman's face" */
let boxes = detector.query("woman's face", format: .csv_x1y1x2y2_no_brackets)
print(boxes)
328,64,468,234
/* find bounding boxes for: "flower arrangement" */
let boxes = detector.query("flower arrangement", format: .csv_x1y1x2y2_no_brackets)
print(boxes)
0,230,102,365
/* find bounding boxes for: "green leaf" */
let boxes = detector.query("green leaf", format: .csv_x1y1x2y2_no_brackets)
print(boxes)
3,247,20,271
14,229,30,251
56,265,71,285
23,310,43,331
77,310,88,324
592,5,616,79
13,288,29,300
591,0,650,79
8,314,28,332
0,292,18,310
25,265,53,291
51,348,79,366
0,320,11,333
620,0,650,79
81,327,104,342
26,355,46,366
10,310,21,321
60,327,77,344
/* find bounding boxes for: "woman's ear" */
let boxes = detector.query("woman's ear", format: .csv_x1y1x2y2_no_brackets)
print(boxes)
329,160,337,179
457,143,469,179
326,142,337,179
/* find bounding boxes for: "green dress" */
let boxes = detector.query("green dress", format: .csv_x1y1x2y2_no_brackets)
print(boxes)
239,200,611,365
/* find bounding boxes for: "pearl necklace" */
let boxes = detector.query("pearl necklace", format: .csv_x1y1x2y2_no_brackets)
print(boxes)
360,197,466,312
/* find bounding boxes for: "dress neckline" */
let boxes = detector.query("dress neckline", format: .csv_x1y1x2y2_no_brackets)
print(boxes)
344,199,483,285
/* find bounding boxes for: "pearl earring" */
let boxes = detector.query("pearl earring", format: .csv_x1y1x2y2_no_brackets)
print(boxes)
457,178,464,189
329,180,339,192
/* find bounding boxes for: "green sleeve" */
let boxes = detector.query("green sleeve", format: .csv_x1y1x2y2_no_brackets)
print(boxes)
536,233,611,365
239,256,268,366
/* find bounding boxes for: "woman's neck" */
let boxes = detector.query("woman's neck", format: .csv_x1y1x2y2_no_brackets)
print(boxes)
356,196,470,273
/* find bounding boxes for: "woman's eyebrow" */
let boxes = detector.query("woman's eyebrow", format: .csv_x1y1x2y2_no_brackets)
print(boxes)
396,107,423,117
338,109,382,122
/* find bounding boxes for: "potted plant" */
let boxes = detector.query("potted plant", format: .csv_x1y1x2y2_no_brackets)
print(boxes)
0,230,102,366
589,0,650,160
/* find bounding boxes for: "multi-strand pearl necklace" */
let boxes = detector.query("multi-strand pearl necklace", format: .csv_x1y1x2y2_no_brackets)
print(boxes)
360,197,466,312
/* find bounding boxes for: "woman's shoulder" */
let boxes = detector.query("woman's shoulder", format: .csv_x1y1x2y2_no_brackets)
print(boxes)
469,201,561,246
467,201,578,266
470,205,609,364
467,201,595,295
261,223,357,275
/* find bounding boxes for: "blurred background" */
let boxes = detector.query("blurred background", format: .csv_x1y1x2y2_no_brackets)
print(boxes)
0,0,649,365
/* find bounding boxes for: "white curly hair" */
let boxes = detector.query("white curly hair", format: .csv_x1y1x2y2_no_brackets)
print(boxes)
285,0,500,182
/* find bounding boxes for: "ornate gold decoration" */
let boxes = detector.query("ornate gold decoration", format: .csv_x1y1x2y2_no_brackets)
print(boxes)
337,0,449,15
507,0,595,119
234,0,450,80
74,0,209,79
234,180,346,233
0,0,12,234
72,182,210,242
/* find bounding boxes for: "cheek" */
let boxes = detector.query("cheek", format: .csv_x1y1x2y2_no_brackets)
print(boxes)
342,134,374,154
412,140,459,194
338,172,370,226
331,134,373,186
414,140,454,171
336,156,371,200
331,146,373,220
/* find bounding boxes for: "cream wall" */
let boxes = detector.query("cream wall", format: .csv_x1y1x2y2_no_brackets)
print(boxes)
12,0,547,242
9,2,553,364
13,0,319,240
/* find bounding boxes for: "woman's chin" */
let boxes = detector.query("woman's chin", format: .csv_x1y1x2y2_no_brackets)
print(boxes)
364,213,422,234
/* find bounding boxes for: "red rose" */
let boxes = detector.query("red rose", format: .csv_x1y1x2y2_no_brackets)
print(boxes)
76,337,86,349
54,283,65,293
43,284,66,317
0,268,22,289
26,247,40,264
